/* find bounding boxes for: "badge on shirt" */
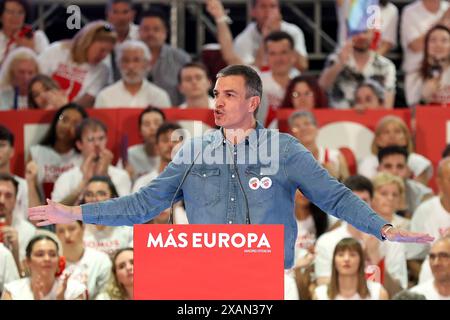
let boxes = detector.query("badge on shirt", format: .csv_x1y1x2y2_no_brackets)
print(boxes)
249,177,260,190
260,177,272,189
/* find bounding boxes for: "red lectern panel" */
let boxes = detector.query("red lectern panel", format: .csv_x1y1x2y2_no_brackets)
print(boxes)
134,224,284,300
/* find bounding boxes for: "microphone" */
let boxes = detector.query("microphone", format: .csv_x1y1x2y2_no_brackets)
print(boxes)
168,150,202,224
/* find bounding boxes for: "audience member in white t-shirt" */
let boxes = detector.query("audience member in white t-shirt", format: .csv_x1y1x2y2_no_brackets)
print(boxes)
126,106,165,180
313,238,389,300
178,62,214,109
38,20,117,108
358,115,433,186
96,247,133,300
0,174,36,275
1,235,86,300
105,0,139,83
400,0,450,105
94,40,171,108
410,237,450,299
408,157,450,260
288,111,349,182
81,176,133,256
0,0,49,65
0,125,28,223
26,104,88,209
133,122,188,224
314,175,408,296
0,243,19,295
55,221,111,300
0,47,39,110
51,118,131,205
377,146,433,218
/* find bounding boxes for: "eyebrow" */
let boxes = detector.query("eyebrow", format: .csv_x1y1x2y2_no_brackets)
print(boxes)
213,89,238,95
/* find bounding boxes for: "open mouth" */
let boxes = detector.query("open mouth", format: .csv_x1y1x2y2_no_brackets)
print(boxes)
214,109,224,116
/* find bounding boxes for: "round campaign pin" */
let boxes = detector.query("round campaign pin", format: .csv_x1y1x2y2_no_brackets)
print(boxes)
249,177,260,190
260,177,272,189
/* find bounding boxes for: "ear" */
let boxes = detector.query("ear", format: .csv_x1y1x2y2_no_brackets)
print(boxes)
248,96,261,113
75,140,82,151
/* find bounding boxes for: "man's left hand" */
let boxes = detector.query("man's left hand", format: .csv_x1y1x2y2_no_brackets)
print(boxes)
384,227,434,243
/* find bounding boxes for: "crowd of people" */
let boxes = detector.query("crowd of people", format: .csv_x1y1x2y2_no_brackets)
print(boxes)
0,0,449,300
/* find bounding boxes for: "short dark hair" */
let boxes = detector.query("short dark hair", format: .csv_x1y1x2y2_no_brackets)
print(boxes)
106,0,134,11
0,173,19,196
442,144,450,158
264,31,294,49
86,175,119,199
216,64,262,99
140,7,168,31
138,105,166,127
0,0,31,26
251,0,279,8
26,235,60,259
377,145,409,164
177,61,209,84
343,175,374,199
156,122,182,142
41,103,88,147
75,118,108,143
0,125,14,146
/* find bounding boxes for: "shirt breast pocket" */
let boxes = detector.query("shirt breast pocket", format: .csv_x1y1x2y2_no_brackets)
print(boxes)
189,167,221,206
244,165,275,205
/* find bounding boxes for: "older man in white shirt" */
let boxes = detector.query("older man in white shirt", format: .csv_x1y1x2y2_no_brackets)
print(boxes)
95,40,171,108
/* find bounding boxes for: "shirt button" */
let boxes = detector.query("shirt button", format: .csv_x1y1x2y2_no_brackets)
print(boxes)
228,221,232,224
203,174,206,177
231,197,235,202
231,174,235,178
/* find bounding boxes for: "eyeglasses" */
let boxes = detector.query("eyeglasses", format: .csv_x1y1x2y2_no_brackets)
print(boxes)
291,91,313,99
3,8,25,17
429,252,450,261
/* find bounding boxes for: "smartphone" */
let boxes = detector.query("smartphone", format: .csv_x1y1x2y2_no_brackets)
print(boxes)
346,0,379,37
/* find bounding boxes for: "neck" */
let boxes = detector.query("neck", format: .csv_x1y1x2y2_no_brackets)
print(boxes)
3,27,18,38
223,118,257,145
53,140,73,154
185,95,210,108
144,142,157,157
124,80,143,95
95,224,107,231
150,46,162,65
0,162,10,174
117,28,130,43
378,211,393,222
353,50,370,68
272,72,291,88
304,143,319,159
158,159,169,173
124,285,133,300
337,275,359,297
64,245,84,263
440,195,450,213
434,279,450,297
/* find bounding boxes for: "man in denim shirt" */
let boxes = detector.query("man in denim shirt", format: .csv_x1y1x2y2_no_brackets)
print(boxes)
29,65,434,269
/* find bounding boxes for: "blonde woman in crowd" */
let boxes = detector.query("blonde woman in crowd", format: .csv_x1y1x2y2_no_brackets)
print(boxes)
358,115,433,186
38,20,117,108
96,248,133,300
0,46,39,109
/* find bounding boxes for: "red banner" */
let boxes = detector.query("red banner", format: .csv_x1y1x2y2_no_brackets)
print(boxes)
134,224,284,300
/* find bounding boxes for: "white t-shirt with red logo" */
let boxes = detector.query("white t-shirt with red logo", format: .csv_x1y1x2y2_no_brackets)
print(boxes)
83,225,133,257
38,41,110,101
30,145,83,200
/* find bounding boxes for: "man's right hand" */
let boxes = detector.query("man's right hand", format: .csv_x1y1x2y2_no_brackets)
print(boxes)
28,199,82,226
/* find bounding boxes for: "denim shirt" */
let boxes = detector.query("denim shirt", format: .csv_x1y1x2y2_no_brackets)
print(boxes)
82,122,388,269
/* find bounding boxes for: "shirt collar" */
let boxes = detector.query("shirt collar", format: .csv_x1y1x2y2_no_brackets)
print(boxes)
210,121,265,151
